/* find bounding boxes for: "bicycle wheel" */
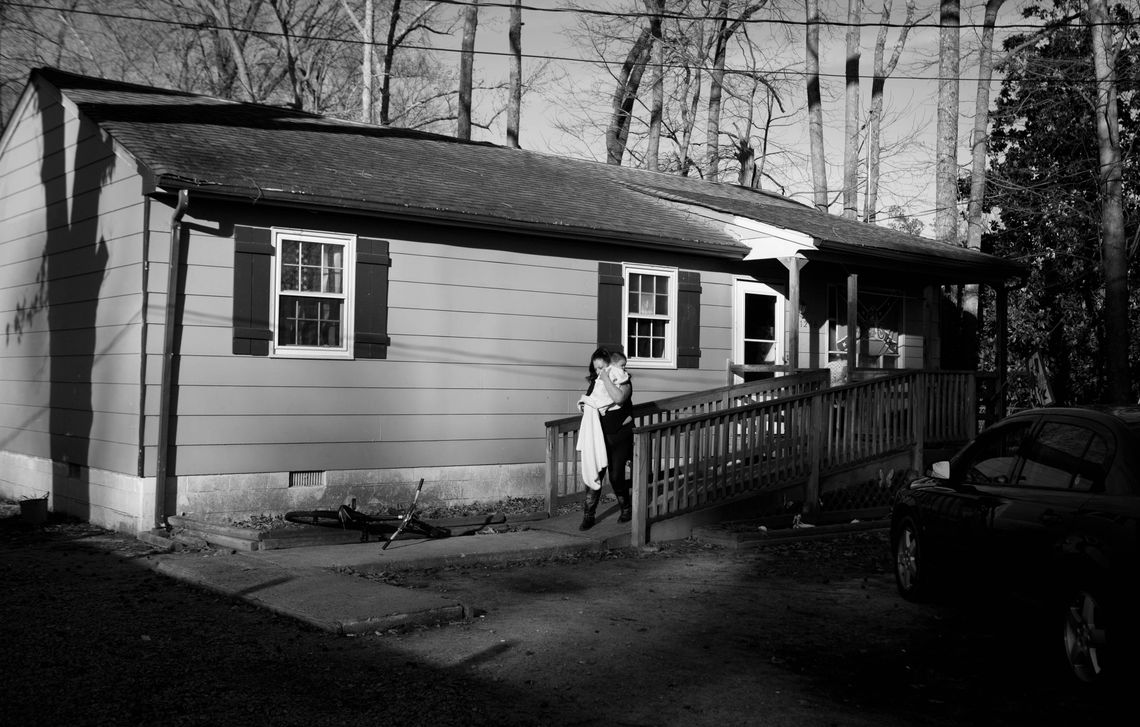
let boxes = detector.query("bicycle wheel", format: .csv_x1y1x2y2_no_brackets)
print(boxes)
284,510,348,528
400,517,451,540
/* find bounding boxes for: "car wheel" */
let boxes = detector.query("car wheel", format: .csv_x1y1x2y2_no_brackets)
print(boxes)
893,516,928,601
1062,586,1109,684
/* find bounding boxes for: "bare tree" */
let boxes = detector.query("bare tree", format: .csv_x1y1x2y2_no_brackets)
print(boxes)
842,0,861,218
1088,0,1131,402
192,0,263,103
806,0,827,211
704,0,767,182
457,0,479,140
935,0,960,242
956,0,1005,368
644,0,667,171
864,0,923,222
606,26,654,165
507,0,522,147
340,0,375,123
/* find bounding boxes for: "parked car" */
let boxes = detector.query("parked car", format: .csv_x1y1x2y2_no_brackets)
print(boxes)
890,406,1140,685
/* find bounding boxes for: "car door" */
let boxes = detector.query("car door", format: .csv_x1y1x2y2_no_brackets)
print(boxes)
982,417,1108,591
918,419,1036,567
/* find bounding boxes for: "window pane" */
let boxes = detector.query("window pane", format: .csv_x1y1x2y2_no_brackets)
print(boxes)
628,318,666,360
282,240,345,294
1020,422,1108,491
300,267,320,291
745,341,776,365
281,266,299,291
628,273,669,316
744,294,777,340
323,246,344,294
959,423,1030,485
301,243,321,265
282,240,300,265
279,296,342,347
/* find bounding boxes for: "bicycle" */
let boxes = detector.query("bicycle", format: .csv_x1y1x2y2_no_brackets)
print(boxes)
283,478,451,548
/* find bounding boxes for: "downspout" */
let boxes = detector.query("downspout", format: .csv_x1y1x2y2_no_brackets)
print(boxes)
154,188,189,527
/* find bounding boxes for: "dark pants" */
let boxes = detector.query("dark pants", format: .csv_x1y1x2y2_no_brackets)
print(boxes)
601,411,633,499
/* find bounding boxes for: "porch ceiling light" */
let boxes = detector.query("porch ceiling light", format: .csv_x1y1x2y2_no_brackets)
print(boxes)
728,216,817,261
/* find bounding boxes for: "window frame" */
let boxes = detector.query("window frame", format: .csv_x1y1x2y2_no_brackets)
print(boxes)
623,263,678,369
269,227,357,360
827,286,906,369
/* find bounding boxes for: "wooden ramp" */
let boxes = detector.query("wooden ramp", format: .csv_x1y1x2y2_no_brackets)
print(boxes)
546,370,980,546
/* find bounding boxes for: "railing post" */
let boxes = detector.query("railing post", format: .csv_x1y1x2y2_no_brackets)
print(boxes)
803,392,822,516
911,371,927,475
631,433,649,546
545,425,559,517
966,373,978,439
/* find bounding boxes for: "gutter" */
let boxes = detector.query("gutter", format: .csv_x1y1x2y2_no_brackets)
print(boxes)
154,188,189,528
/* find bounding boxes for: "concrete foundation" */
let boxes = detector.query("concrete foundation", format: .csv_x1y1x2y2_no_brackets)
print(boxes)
1,451,547,532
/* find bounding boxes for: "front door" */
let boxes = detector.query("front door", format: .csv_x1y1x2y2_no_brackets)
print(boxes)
733,280,785,382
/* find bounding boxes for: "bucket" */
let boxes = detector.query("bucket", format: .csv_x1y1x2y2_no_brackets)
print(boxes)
19,497,48,525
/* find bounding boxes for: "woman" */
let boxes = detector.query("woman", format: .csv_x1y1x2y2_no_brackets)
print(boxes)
578,347,634,530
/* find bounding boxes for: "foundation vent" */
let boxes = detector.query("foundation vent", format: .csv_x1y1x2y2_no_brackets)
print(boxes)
289,471,326,487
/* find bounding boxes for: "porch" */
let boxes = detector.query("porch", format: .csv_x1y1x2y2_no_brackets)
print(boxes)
546,369,989,546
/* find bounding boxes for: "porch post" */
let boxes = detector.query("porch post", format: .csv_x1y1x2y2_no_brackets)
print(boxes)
922,285,936,370
846,273,858,382
995,284,1008,419
780,256,807,370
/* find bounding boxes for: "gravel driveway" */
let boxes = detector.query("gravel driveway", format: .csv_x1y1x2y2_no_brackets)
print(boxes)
0,505,1124,726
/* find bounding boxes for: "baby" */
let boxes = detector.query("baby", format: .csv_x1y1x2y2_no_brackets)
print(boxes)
578,352,629,414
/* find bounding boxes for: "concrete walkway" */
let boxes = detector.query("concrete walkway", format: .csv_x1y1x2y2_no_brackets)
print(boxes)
144,503,629,635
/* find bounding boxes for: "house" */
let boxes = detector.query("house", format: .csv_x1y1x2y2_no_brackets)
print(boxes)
0,69,1022,533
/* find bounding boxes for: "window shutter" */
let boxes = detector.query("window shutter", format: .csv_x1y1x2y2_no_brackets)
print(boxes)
597,262,624,354
677,270,702,368
232,225,273,356
355,237,391,359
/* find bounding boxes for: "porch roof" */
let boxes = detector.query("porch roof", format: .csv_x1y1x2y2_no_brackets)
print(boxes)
29,68,1021,282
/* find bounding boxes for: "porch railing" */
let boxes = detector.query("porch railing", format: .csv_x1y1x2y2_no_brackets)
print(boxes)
626,370,978,544
544,369,830,511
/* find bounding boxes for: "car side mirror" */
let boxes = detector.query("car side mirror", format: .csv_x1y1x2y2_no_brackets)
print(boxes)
931,461,951,479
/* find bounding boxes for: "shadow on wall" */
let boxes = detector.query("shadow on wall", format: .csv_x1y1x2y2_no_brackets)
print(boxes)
37,83,115,520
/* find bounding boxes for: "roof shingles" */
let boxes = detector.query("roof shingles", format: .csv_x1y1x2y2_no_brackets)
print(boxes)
36,68,1020,278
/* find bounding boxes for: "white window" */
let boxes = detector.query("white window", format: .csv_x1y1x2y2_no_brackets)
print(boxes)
624,264,677,368
271,229,355,359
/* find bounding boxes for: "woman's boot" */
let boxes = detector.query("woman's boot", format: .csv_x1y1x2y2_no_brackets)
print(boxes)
616,491,632,523
579,489,601,531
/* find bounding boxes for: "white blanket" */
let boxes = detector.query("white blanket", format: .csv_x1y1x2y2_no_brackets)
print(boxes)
576,405,607,491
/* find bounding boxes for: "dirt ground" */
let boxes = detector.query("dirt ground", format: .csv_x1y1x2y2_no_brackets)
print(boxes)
0,506,1124,726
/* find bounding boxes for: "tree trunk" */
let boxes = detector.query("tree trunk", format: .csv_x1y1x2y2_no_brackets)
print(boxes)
507,0,522,147
457,0,479,140
705,2,766,182
341,0,375,123
865,0,919,222
678,63,702,176
842,0,861,219
269,0,306,110
362,0,374,123
1089,0,1131,403
706,2,731,182
806,0,827,211
962,0,1004,369
644,0,665,171
196,0,258,102
934,0,960,242
606,27,653,165
380,0,403,125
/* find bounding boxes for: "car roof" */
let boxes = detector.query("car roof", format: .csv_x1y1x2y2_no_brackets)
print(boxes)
1008,405,1140,436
